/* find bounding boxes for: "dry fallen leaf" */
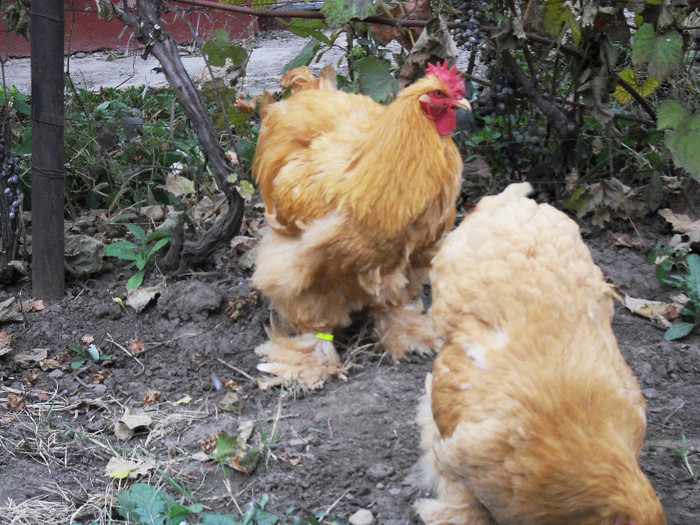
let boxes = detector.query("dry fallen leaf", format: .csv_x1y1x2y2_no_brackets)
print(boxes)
0,331,12,357
81,334,95,345
114,408,153,441
90,370,107,384
142,387,161,405
129,338,146,355
216,391,241,414
198,433,219,454
22,372,39,385
22,299,45,312
14,347,48,363
171,395,192,406
659,208,700,234
0,297,23,323
40,358,62,370
105,456,155,479
610,233,641,248
7,393,26,412
126,281,165,313
623,294,683,324
281,452,301,466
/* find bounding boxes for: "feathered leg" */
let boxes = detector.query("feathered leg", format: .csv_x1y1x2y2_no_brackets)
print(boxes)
373,300,440,361
415,375,496,525
254,327,347,390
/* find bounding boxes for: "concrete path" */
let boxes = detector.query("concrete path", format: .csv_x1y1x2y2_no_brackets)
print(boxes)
1,31,342,95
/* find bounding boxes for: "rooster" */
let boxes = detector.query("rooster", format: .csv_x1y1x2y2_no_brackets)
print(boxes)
252,62,470,389
416,183,666,525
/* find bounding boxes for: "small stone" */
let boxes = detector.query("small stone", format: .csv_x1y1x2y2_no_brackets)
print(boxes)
348,508,374,525
286,438,307,452
93,384,107,395
367,462,394,480
48,369,64,379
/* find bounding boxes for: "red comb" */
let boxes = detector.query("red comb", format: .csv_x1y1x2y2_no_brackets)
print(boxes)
426,61,466,99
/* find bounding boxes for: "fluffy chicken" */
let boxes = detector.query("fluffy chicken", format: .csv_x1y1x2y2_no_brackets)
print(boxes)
416,183,665,525
252,62,469,389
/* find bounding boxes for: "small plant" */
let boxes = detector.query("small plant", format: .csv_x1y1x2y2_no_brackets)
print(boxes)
115,486,338,525
117,483,204,525
104,223,171,290
649,433,698,482
69,343,117,369
649,246,700,340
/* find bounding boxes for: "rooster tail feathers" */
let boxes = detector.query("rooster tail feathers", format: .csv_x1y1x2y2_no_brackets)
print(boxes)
280,65,337,94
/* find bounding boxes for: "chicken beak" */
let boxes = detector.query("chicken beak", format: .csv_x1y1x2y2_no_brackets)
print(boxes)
453,98,472,112
453,98,475,133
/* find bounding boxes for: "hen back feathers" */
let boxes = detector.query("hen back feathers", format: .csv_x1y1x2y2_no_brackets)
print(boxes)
420,183,665,525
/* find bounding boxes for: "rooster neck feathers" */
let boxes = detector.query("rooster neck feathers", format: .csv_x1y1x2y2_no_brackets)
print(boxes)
341,84,461,237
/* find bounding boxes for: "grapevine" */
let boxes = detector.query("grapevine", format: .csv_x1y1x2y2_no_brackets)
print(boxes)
0,136,25,264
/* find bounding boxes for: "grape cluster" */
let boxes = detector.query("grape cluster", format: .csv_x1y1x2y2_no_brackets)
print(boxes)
0,138,23,220
452,1,487,51
512,124,547,155
474,74,524,116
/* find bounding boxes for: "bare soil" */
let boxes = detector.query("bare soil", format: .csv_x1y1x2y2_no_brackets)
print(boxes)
0,209,699,525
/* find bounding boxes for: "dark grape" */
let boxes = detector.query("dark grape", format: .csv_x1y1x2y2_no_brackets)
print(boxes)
0,137,24,221
451,0,488,51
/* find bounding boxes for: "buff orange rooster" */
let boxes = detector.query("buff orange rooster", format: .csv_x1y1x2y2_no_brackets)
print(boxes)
252,62,470,389
416,183,665,525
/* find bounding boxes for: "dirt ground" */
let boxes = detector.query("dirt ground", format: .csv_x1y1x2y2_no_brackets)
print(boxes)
1,32,699,525
0,203,699,525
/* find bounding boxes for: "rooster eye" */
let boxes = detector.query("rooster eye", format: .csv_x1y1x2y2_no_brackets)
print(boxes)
434,90,444,97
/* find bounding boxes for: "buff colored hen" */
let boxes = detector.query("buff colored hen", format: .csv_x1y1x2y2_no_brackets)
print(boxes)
252,62,470,389
416,183,665,525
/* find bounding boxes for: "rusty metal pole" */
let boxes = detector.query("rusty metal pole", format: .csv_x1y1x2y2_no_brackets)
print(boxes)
31,0,65,299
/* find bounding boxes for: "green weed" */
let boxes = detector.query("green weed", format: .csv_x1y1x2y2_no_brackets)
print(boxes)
68,343,117,370
649,246,700,340
104,222,171,290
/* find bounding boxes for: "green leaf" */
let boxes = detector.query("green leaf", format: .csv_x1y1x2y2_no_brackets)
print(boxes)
125,223,147,242
200,512,239,525
254,508,280,525
287,18,332,45
658,101,700,181
71,359,86,370
86,344,100,360
687,254,700,293
284,38,323,72
214,432,243,460
631,24,682,80
321,0,381,29
104,241,140,261
664,322,695,340
203,28,247,67
167,503,193,525
117,483,167,525
126,270,145,291
147,237,172,258
239,179,255,197
354,56,397,104
657,100,685,131
543,0,581,44
145,230,172,243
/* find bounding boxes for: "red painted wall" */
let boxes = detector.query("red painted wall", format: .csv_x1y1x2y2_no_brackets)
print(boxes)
0,1,258,58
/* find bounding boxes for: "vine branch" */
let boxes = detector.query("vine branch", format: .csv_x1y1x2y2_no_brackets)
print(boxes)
171,0,656,121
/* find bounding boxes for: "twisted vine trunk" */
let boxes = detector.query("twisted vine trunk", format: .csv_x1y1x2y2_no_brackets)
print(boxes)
110,0,245,273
